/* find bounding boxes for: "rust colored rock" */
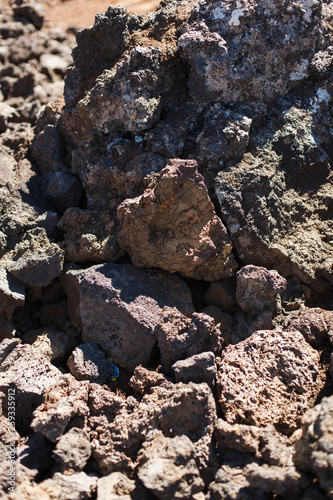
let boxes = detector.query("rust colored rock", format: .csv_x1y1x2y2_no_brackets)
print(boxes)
155,307,223,373
216,329,326,435
236,265,287,314
117,159,236,281
129,366,167,395
61,262,194,370
283,308,332,347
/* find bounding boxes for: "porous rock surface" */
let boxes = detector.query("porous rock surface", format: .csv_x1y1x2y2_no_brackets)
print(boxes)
0,0,333,498
216,329,326,434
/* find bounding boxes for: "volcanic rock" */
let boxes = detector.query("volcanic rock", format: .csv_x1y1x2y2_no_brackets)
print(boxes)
216,329,326,435
0,268,25,320
67,342,111,384
117,159,236,281
172,351,217,386
53,427,91,474
61,262,194,370
154,307,222,373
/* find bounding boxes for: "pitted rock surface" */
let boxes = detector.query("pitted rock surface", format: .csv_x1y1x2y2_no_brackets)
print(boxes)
216,329,326,434
118,159,236,281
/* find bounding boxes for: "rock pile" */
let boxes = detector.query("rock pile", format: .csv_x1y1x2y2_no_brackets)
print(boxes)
0,0,333,498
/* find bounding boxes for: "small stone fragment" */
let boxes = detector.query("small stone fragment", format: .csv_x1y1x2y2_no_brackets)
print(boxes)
23,327,76,362
129,366,167,395
97,472,135,500
172,351,217,386
67,342,111,384
39,172,83,213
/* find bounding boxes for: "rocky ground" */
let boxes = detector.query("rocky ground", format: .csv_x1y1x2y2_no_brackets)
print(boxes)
0,0,333,498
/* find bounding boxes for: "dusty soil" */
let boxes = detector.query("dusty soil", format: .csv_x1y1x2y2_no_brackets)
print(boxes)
44,0,160,31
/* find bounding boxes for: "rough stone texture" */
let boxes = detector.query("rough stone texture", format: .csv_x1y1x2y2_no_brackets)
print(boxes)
208,462,309,500
89,382,216,475
53,427,91,474
61,262,194,370
0,338,62,433
17,433,53,477
129,366,167,395
67,342,111,384
137,433,205,499
0,268,25,319
283,307,333,347
179,0,329,107
236,265,287,314
215,419,294,467
215,105,333,297
97,472,135,500
1,227,64,287
155,307,223,373
294,395,333,498
216,329,326,435
57,208,123,262
118,159,236,281
172,351,217,386
31,374,90,442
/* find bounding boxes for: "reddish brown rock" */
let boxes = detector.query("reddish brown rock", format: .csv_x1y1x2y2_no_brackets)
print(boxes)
236,265,287,314
61,262,194,371
283,308,332,347
117,159,236,281
216,329,326,435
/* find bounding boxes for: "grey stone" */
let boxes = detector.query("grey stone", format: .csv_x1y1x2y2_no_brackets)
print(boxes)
0,268,25,320
172,351,217,386
67,342,111,384
39,171,83,213
53,427,91,473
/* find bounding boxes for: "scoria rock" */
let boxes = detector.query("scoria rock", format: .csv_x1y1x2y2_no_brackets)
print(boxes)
89,382,216,475
129,366,167,395
294,395,333,498
216,329,326,435
154,307,223,373
117,159,236,281
31,374,90,442
137,433,205,499
283,307,333,347
61,262,194,370
0,338,62,433
0,268,25,320
172,351,217,386
52,427,91,474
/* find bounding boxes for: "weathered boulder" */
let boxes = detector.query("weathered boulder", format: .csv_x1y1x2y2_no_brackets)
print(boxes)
216,329,326,435
1,227,64,287
215,105,333,296
0,338,62,433
117,159,236,281
154,307,222,373
67,342,111,384
52,427,91,474
137,433,205,499
172,351,217,386
57,208,122,262
61,262,194,370
178,0,330,106
294,395,333,498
